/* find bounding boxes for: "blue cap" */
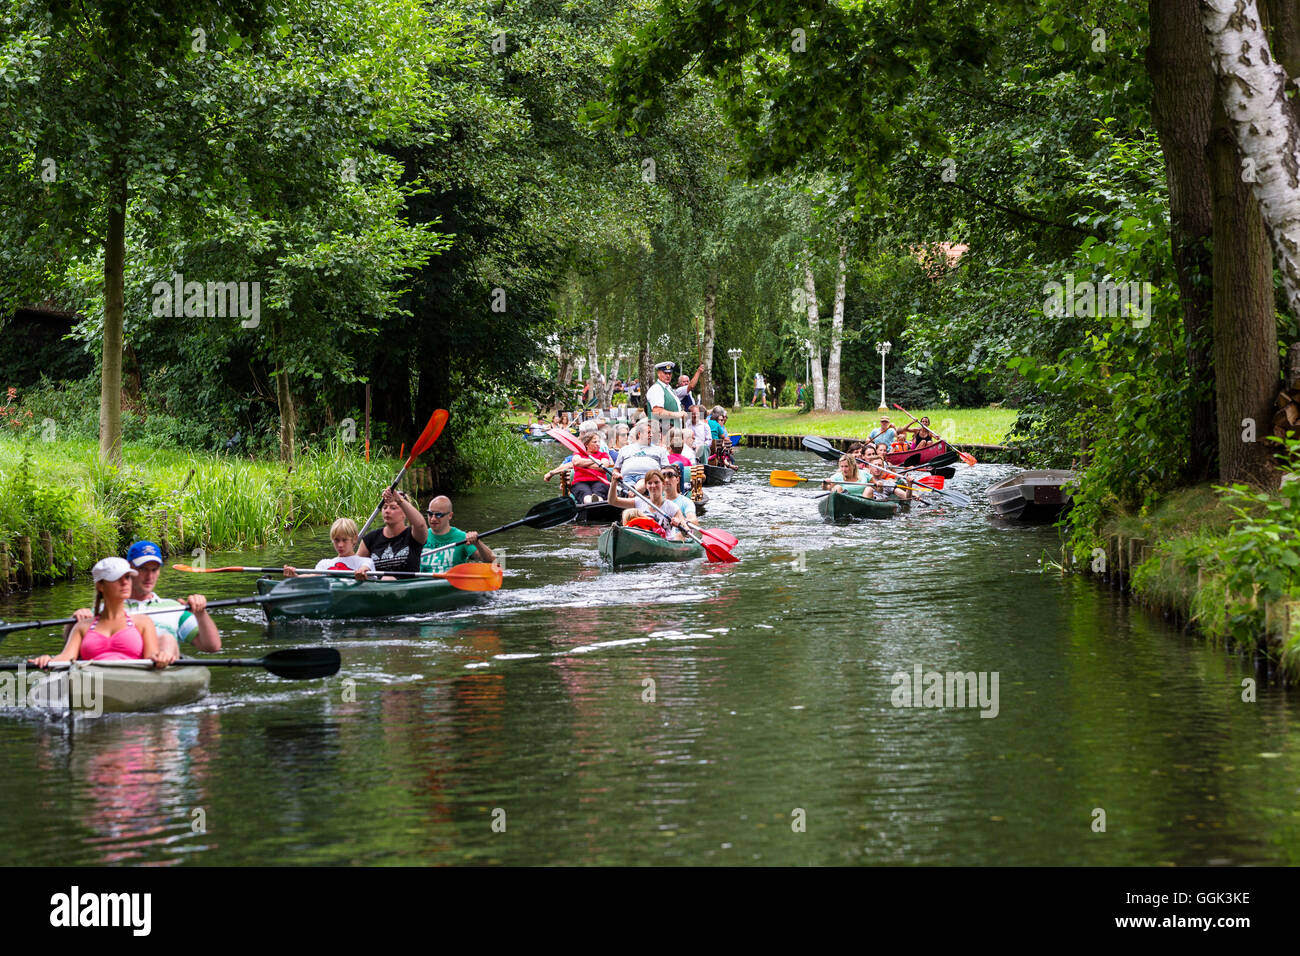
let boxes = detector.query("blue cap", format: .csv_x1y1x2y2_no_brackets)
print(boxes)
127,540,163,567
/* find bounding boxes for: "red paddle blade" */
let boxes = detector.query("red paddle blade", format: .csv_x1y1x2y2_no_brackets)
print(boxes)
172,564,245,573
703,542,739,563
918,476,945,489
546,428,585,456
958,451,978,466
407,409,449,465
702,528,738,548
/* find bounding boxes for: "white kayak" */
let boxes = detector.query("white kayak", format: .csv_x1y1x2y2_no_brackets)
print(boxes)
28,660,210,715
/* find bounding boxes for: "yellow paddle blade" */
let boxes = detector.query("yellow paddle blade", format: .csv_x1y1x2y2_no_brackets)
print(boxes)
438,562,503,592
769,470,808,487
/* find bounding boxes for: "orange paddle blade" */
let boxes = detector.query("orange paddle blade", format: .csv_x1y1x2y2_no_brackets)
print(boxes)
406,409,449,465
958,451,978,466
436,562,503,592
769,470,807,487
172,564,244,573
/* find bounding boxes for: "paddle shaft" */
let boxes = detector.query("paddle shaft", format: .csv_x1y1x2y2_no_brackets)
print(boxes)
357,467,408,539
0,590,324,636
892,404,974,460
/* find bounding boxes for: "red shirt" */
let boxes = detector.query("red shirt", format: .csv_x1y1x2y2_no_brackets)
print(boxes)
573,450,612,484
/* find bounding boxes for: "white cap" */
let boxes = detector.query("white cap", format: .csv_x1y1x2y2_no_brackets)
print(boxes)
91,557,136,583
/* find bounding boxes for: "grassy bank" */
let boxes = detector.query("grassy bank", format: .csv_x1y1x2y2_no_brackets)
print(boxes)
1088,482,1300,680
0,429,541,581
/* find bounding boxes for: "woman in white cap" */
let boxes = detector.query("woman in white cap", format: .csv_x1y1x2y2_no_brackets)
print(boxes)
29,557,168,669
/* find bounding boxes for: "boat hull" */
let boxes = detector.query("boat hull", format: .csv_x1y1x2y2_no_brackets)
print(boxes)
597,525,704,568
702,464,736,486
988,469,1076,522
32,661,210,714
256,576,487,621
884,442,948,468
818,491,900,521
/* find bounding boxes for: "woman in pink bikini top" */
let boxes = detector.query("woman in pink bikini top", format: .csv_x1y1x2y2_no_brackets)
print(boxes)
29,557,167,670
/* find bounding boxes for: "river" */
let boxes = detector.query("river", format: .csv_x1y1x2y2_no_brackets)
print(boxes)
0,446,1295,866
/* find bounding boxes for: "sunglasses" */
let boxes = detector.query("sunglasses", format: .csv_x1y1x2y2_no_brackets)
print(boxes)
425,510,449,519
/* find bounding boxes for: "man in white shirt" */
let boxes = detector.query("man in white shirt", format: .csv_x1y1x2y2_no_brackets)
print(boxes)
751,371,767,406
614,421,670,488
645,361,687,433
674,364,705,410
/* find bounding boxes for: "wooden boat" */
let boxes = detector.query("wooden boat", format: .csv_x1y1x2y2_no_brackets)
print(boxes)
255,576,487,621
884,441,948,468
597,525,704,568
573,500,623,524
988,469,1076,522
702,464,736,486
30,660,210,714
818,490,900,522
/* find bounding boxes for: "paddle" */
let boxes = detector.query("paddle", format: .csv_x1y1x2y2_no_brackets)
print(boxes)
547,428,738,563
5,648,342,681
870,464,971,506
172,562,503,592
802,435,843,462
358,408,450,537
774,468,949,492
892,404,977,466
420,496,576,559
0,576,333,636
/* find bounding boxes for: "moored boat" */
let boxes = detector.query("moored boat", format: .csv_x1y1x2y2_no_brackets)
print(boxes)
988,469,1076,522
30,660,210,714
597,524,705,568
702,464,736,486
256,576,488,621
818,490,900,522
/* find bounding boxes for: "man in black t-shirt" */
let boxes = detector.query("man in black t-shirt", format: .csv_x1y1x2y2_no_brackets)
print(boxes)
358,487,429,575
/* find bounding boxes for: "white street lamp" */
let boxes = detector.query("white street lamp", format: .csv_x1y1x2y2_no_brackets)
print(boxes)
876,340,892,411
727,348,742,407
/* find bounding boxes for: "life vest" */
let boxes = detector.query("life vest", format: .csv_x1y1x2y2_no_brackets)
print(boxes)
626,516,666,537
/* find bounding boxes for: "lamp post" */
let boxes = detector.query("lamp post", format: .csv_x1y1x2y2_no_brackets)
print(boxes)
876,340,892,411
727,348,742,407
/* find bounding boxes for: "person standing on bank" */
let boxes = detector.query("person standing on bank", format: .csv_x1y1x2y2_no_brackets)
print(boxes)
358,487,428,574
751,370,767,407
646,361,688,433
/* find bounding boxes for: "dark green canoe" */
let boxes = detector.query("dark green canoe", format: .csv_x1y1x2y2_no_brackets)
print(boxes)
818,490,900,522
597,525,704,568
255,576,487,621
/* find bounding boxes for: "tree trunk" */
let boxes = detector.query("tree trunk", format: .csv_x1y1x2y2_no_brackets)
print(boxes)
274,329,297,464
638,330,650,411
826,235,848,412
1147,0,1217,481
700,267,718,406
802,256,825,409
98,166,126,464
1210,101,1279,485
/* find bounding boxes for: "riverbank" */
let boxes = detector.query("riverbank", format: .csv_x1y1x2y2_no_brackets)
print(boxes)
1082,483,1300,680
0,438,396,587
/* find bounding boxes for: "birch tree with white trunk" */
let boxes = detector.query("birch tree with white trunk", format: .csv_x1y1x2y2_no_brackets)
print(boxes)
1201,0,1300,319
825,234,848,412
802,255,826,409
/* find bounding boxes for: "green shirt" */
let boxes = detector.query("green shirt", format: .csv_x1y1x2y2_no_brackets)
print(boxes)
126,596,197,644
421,528,476,573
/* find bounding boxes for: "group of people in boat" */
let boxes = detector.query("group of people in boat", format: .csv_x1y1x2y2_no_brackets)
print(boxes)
820,417,943,501
29,540,223,670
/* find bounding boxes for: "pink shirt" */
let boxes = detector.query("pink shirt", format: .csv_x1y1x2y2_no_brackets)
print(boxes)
80,617,145,661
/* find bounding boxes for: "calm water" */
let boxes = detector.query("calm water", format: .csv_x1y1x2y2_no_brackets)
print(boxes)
1,447,1296,866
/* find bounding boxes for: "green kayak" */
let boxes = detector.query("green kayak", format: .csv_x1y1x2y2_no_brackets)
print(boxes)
30,661,210,714
598,524,704,568
818,490,900,521
256,576,487,621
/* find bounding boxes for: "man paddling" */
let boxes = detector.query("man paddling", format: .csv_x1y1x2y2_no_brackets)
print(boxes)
420,496,497,573
63,540,221,662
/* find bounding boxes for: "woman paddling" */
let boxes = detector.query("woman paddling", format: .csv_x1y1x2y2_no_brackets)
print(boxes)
30,558,168,670
358,487,429,575
606,467,690,541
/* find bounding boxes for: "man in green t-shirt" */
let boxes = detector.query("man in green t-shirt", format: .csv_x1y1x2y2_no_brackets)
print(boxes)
419,495,498,573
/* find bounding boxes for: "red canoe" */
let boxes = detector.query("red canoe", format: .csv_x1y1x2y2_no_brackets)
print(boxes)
885,441,948,467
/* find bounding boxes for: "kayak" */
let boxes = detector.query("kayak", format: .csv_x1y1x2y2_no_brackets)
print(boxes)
573,500,624,524
29,660,210,714
598,525,705,568
818,491,900,521
255,576,488,621
885,441,948,468
702,464,736,486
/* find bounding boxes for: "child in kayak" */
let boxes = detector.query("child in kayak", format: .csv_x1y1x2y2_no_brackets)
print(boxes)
283,518,376,580
29,557,169,669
